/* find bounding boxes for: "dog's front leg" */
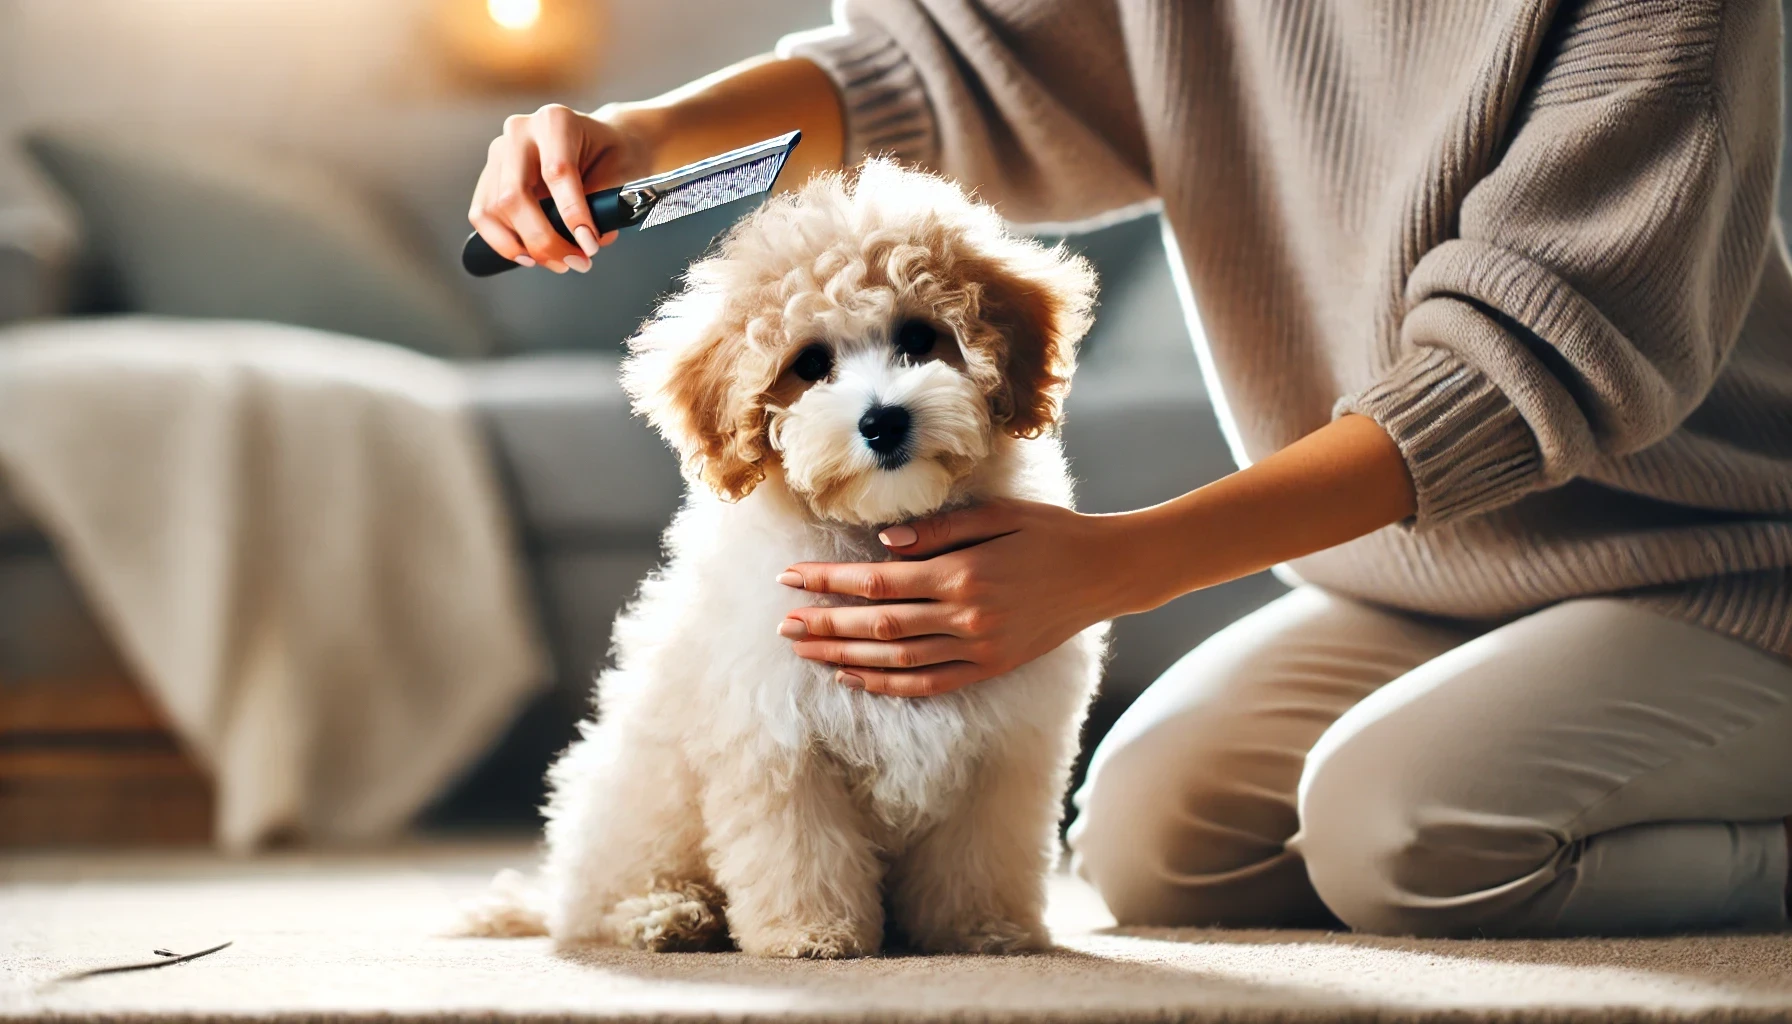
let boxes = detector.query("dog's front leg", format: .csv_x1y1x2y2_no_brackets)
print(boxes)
700,750,885,958
542,717,721,950
887,727,1069,954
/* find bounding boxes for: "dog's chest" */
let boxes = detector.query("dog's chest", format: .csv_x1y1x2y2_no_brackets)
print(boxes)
797,681,986,837
779,533,988,831
662,499,1008,836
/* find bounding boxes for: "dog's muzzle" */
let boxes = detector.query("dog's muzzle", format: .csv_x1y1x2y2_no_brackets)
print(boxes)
858,404,911,469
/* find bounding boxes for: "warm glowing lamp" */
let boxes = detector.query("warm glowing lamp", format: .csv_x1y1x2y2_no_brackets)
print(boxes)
435,0,605,91
487,0,542,31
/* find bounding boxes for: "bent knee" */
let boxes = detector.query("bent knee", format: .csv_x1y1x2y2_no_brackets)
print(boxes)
1298,731,1563,937
1072,721,1320,927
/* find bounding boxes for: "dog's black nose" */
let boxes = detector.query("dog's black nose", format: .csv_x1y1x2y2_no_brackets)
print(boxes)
858,404,911,457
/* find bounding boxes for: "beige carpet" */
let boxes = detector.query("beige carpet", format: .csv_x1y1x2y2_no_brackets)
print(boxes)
4,843,1792,1023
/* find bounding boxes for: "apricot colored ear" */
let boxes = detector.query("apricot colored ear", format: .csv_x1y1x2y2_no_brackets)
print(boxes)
969,245,1097,436
657,328,767,501
622,304,769,502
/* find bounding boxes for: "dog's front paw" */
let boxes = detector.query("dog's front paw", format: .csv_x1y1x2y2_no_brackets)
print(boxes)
918,917,1049,955
737,923,881,959
613,883,730,952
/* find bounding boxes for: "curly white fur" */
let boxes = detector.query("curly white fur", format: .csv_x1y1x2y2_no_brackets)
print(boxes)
459,161,1105,957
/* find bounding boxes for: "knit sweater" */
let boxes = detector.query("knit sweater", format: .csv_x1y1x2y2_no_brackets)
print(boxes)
780,0,1792,658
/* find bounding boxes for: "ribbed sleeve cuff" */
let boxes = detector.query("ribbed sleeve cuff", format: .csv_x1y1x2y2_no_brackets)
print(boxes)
777,21,937,167
1337,344,1543,529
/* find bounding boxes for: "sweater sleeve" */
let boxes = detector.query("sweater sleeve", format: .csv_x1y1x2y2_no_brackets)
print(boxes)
1337,0,1783,528
777,0,1155,226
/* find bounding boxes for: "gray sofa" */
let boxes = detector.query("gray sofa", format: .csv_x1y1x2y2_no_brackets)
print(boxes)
0,183,1285,828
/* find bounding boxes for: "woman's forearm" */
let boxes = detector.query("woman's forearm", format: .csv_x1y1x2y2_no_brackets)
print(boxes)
600,56,846,187
1106,414,1417,615
777,413,1417,696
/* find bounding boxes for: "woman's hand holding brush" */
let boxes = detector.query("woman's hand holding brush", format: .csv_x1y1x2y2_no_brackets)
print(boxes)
468,55,845,274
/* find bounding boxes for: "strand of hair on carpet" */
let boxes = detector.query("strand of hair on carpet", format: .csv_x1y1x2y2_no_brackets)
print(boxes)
53,941,233,983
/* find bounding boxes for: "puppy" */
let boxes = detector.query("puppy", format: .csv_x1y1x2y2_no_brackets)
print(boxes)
465,160,1105,958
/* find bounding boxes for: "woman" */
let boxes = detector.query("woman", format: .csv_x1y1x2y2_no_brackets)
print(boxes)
469,1,1792,937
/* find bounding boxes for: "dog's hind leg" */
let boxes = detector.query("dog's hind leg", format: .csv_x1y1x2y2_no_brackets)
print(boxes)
700,750,885,959
886,726,1071,954
540,715,723,950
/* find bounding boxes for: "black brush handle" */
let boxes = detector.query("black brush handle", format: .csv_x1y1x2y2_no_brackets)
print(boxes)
462,187,634,277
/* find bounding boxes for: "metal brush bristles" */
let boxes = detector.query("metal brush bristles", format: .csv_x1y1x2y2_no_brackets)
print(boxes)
641,152,786,229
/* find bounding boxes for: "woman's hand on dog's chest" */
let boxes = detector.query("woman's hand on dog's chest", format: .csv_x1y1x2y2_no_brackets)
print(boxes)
775,499,1138,697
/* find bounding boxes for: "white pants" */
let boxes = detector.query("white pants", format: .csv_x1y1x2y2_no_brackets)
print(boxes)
1068,587,1792,936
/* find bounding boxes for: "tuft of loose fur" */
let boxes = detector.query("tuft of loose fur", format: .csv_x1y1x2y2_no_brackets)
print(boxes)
460,160,1106,957
450,868,547,937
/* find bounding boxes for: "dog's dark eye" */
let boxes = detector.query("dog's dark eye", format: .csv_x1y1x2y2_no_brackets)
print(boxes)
894,320,937,358
791,343,833,382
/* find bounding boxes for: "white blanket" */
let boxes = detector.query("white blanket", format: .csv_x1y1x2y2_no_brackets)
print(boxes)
0,317,546,849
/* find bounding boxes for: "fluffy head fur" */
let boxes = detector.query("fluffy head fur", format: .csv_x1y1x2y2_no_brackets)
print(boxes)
622,159,1096,524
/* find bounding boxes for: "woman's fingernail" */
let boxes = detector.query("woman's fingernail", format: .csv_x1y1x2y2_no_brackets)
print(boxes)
513,255,536,268
878,525,918,548
546,261,568,274
837,671,864,690
777,618,807,640
566,253,592,274
776,571,804,589
573,226,600,256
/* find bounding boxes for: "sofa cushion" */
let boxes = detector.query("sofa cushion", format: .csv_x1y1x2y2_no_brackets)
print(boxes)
23,127,496,360
467,353,684,539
